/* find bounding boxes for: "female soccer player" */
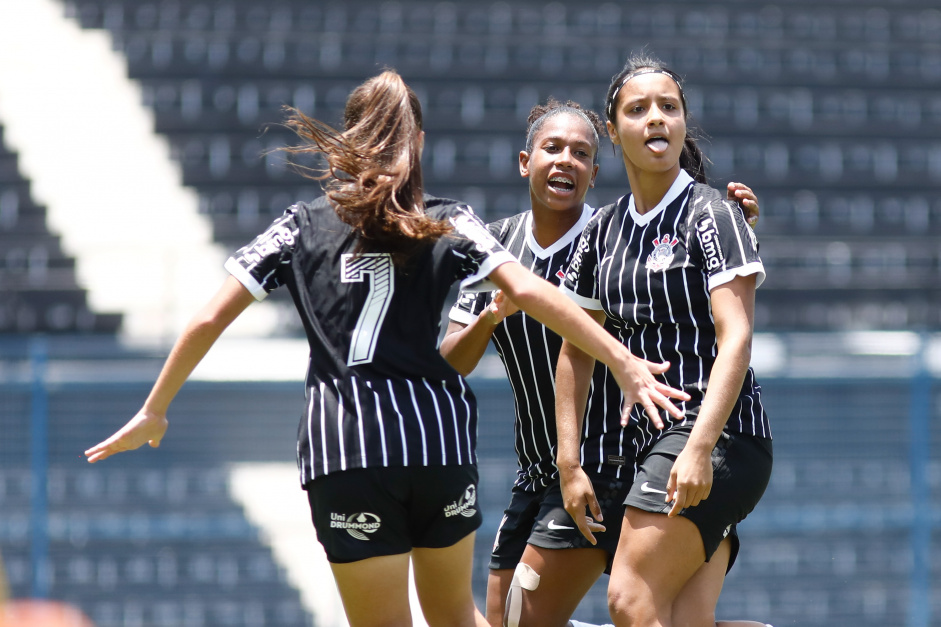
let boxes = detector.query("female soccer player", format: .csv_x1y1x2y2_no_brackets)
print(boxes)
556,56,773,627
442,99,767,627
83,70,690,627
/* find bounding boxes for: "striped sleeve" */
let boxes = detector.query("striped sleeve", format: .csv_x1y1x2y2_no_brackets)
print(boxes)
449,290,488,326
225,206,300,300
448,206,516,291
448,218,507,325
560,211,605,310
692,199,765,291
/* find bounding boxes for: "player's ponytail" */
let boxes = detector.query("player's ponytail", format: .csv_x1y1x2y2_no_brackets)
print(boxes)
281,70,449,263
680,135,708,185
604,55,710,184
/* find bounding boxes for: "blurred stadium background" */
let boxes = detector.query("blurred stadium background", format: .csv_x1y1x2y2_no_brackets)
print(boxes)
0,1,940,625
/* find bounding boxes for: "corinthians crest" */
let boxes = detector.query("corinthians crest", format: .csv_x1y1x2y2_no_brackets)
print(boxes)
646,233,679,271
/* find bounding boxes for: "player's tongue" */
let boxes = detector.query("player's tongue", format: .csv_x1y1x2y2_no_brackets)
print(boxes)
646,138,669,154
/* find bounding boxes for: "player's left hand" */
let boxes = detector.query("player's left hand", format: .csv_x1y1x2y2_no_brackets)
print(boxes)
665,444,713,517
84,409,168,463
727,182,759,228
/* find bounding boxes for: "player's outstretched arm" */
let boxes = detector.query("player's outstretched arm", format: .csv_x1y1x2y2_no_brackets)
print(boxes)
487,261,689,423
85,276,255,463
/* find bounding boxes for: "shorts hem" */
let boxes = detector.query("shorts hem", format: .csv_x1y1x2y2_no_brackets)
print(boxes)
526,536,589,553
413,525,481,551
488,557,521,571
623,496,671,516
325,548,411,565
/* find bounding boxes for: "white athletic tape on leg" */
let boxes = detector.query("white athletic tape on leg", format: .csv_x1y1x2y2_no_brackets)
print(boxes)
504,563,540,627
515,562,540,590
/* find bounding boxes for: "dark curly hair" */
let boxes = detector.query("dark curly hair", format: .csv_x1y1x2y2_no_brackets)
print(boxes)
524,98,605,165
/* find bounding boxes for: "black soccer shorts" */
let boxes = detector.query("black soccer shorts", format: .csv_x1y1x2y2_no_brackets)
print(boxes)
490,471,630,572
306,464,482,563
624,425,772,560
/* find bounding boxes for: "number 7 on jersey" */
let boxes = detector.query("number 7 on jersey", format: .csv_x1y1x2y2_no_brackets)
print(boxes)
341,253,394,366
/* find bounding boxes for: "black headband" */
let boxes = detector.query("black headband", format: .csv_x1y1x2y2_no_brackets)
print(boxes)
606,68,686,120
525,107,601,164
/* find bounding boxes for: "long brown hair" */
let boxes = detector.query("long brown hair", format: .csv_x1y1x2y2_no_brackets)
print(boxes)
281,70,449,263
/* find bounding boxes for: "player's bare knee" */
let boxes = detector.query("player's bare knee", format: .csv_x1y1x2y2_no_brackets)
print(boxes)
503,562,540,627
607,586,646,627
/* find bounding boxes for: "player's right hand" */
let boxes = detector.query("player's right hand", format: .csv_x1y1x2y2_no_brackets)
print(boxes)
485,289,520,324
559,466,606,545
84,409,168,463
613,357,689,430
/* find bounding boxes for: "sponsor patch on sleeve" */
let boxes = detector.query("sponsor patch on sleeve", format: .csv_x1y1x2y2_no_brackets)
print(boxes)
696,215,725,272
450,208,501,254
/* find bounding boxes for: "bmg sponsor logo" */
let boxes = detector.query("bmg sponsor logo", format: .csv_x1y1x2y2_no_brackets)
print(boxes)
564,236,590,284
444,484,477,518
696,217,724,271
330,512,382,541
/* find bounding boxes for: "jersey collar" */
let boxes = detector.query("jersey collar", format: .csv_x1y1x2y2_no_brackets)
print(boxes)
525,203,595,259
626,170,694,226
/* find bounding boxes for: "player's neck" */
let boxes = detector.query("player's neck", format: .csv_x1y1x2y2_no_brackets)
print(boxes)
530,202,583,248
625,163,681,214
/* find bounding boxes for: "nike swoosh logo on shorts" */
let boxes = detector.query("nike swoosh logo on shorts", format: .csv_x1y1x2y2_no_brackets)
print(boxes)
640,481,668,495
547,519,574,530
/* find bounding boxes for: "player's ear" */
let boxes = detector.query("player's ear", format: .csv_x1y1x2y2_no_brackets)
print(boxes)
606,120,620,146
519,151,531,178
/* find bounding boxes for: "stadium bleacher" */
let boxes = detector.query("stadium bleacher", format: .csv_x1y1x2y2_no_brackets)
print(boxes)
0,375,314,627
0,125,122,335
2,2,940,626
48,0,941,332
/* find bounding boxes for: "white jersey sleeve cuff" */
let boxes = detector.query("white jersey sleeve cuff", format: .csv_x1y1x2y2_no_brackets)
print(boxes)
224,257,269,301
448,307,478,326
459,251,517,292
559,284,604,310
708,261,766,291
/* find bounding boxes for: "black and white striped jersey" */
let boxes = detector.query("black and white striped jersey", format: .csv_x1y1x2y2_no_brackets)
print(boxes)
450,204,631,492
561,171,771,452
225,195,517,484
